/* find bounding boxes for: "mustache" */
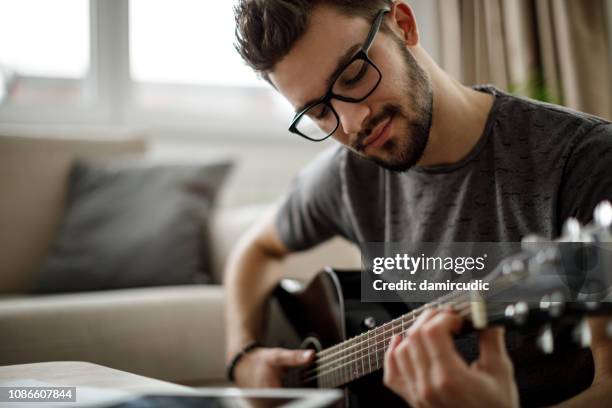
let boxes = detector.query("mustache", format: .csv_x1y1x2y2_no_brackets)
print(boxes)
352,104,402,152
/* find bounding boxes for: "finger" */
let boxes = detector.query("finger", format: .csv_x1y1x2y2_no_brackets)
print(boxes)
406,331,435,402
478,326,508,365
411,307,441,331
383,335,402,387
393,338,418,402
422,311,467,369
269,349,314,367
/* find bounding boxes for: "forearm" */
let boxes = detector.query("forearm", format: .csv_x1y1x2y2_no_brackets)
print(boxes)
224,239,285,362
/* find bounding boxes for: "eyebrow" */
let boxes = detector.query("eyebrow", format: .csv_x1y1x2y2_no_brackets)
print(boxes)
294,42,362,113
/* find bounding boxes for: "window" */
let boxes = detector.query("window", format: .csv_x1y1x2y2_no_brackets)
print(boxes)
0,0,293,136
128,0,292,130
0,0,90,105
130,0,259,87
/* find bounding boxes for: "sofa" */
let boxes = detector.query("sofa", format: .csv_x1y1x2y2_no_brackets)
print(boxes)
0,132,360,385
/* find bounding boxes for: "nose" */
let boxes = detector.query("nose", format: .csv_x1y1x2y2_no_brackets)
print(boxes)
331,99,371,137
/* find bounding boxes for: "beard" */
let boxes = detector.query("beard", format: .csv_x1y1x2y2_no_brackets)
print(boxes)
351,40,433,172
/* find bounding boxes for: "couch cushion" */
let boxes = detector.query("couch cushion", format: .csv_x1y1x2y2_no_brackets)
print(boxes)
30,158,232,293
0,134,147,294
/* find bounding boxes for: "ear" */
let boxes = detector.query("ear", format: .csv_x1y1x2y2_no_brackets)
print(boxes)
388,1,420,47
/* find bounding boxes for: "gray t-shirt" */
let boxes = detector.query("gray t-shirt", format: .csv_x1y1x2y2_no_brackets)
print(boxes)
277,85,612,247
275,85,612,405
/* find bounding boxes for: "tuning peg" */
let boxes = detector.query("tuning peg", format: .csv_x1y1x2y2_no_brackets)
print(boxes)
572,319,592,347
594,201,612,229
549,291,565,317
537,325,554,354
540,294,551,311
534,247,559,265
505,301,529,325
502,259,526,275
562,218,582,240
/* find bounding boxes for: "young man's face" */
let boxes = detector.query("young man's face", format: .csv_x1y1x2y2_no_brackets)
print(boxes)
270,5,433,172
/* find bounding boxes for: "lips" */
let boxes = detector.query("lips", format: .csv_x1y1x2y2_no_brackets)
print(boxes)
363,115,394,149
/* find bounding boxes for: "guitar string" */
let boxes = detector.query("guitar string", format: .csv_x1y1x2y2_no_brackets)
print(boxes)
304,306,520,387
301,272,520,384
301,306,477,386
308,298,464,367
312,267,521,366
300,302,472,382
305,301,472,376
314,286,470,361
312,281,476,366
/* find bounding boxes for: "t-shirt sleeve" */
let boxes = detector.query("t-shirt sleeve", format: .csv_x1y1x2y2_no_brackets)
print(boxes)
557,122,612,229
275,146,353,251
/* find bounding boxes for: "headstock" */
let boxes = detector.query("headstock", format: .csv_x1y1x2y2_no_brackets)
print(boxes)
471,201,612,352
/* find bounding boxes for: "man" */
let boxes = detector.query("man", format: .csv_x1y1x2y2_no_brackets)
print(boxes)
225,0,612,406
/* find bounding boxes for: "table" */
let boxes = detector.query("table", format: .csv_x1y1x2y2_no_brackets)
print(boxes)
0,361,342,407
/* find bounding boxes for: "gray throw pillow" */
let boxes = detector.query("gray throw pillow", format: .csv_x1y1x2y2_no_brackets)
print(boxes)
30,157,232,293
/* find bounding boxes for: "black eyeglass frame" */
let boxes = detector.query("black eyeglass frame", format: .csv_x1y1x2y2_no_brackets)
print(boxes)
288,9,390,142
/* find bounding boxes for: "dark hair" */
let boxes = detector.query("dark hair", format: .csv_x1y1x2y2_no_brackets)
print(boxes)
234,0,393,80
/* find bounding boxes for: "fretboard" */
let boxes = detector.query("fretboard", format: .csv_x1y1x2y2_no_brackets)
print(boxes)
304,296,471,388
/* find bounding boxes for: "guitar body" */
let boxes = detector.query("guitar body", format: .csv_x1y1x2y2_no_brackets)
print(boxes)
274,268,410,407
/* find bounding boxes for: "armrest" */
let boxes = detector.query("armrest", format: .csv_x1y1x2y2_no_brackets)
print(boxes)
0,285,225,384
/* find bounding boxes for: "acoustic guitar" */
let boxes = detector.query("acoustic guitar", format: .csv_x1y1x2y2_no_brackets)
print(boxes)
271,201,612,407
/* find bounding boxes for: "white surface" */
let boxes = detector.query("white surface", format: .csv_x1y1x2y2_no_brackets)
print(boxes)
0,379,130,408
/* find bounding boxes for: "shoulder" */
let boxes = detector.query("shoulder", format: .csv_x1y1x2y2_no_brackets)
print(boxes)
481,86,610,170
290,144,346,194
564,121,612,171
490,86,607,137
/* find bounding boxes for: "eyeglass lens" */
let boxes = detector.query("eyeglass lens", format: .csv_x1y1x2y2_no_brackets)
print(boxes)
295,58,380,141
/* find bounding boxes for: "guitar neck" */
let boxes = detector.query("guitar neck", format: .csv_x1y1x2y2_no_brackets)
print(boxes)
300,294,473,389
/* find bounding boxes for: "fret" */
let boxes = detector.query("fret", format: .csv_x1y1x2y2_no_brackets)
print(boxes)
332,353,337,388
339,343,344,386
348,342,354,382
367,329,372,373
348,338,354,381
353,337,358,379
374,326,380,370
340,341,350,383
360,333,365,377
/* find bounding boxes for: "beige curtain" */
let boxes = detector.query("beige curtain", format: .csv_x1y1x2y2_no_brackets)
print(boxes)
436,0,612,120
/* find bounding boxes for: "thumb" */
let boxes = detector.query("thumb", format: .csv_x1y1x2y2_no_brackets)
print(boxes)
270,349,314,367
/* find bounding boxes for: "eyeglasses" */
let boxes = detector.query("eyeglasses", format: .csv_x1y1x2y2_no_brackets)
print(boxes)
288,9,390,142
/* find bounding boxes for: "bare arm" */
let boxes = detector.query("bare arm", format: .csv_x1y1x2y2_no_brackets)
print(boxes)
224,208,313,387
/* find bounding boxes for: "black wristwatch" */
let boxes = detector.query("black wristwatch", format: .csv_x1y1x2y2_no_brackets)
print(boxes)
226,341,262,382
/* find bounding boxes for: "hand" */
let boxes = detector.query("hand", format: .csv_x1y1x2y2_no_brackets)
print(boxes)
233,347,314,387
383,308,519,408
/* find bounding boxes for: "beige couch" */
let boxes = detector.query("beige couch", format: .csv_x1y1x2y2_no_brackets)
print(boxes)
0,133,360,385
